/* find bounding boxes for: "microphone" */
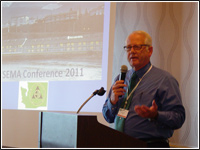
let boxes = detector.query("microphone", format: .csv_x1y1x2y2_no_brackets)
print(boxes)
120,65,128,82
119,65,128,98
93,87,106,96
76,87,106,114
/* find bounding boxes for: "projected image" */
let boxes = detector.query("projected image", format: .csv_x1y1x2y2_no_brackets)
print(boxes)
18,81,48,110
2,2,110,112
2,2,104,81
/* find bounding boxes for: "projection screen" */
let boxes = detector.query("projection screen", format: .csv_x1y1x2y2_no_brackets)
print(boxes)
2,2,111,112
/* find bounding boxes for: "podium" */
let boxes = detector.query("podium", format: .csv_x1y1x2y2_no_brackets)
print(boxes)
38,112,147,148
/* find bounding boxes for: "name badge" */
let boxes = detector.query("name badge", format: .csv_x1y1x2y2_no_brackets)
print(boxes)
117,108,129,118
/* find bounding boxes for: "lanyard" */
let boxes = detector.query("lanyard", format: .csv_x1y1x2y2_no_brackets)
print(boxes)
123,65,152,109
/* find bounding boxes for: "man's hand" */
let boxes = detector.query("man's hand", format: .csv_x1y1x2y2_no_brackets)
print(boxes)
110,80,127,105
134,100,158,119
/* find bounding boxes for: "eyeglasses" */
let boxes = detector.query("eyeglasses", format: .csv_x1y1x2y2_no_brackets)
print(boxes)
123,44,150,52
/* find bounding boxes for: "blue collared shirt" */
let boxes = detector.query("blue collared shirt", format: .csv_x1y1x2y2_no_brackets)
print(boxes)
102,62,185,139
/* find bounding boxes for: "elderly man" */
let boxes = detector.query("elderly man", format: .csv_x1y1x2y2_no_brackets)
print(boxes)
102,30,185,148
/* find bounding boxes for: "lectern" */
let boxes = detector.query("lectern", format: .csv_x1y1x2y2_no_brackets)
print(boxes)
38,112,147,148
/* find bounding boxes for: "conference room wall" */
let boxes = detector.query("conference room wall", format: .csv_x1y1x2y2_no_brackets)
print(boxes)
111,2,198,148
2,2,198,148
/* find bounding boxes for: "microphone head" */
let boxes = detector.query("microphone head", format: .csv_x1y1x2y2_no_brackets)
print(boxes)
120,65,128,73
93,87,106,96
97,87,106,96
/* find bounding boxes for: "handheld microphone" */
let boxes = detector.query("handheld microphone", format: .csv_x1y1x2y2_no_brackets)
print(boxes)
119,65,128,98
120,65,128,82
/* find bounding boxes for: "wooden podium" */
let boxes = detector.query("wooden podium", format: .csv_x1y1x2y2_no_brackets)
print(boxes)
38,112,147,148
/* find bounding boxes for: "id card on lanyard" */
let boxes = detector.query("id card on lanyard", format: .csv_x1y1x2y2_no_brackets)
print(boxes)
117,108,129,118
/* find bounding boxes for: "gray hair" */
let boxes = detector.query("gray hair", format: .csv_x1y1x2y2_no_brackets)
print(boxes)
126,30,152,46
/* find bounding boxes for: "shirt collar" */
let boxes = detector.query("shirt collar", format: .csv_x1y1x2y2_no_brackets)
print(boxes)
132,62,152,79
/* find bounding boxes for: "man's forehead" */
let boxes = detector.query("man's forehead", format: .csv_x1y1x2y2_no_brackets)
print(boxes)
126,33,145,44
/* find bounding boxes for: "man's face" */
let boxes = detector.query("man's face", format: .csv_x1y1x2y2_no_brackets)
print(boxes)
126,33,153,71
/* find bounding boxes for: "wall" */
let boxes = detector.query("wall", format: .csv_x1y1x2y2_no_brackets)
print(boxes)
2,2,198,148
112,2,198,148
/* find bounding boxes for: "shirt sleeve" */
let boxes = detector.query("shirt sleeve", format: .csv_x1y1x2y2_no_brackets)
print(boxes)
154,75,186,130
102,75,124,123
102,98,118,123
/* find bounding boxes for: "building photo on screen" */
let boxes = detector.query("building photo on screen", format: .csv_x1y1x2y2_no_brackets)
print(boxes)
2,2,111,112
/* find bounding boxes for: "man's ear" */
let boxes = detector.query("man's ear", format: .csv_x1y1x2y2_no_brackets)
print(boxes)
148,46,153,57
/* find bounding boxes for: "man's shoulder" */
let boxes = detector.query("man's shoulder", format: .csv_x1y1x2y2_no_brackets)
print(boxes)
152,66,176,79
